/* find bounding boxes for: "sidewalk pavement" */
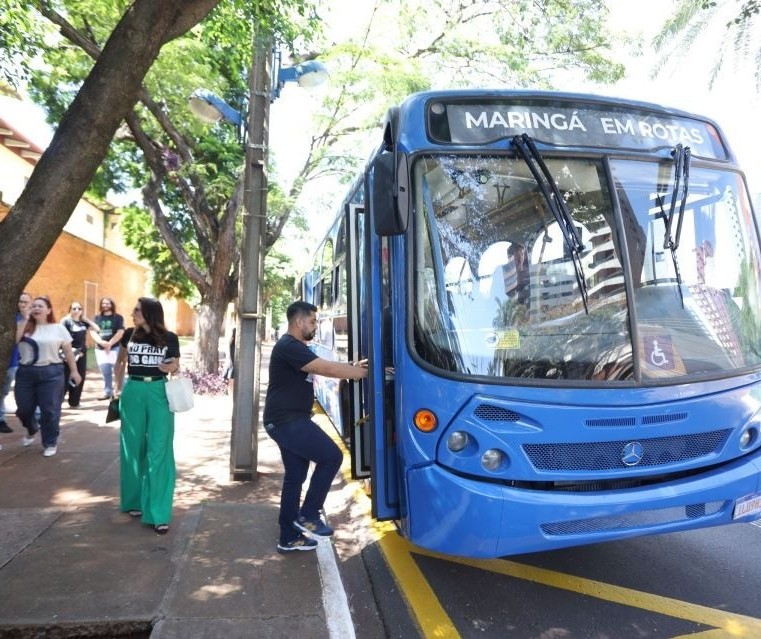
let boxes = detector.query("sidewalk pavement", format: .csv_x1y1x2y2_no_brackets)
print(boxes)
0,342,374,639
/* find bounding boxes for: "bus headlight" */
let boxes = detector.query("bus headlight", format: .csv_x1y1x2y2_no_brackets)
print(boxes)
739,426,757,450
447,431,469,452
481,448,506,471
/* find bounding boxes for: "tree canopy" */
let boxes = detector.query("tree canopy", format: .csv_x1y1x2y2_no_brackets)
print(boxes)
654,0,761,88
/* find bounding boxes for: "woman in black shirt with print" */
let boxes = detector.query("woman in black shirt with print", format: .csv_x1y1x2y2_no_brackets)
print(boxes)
113,297,180,535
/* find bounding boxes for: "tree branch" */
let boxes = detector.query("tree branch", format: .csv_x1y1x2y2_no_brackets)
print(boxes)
39,1,222,253
124,111,211,288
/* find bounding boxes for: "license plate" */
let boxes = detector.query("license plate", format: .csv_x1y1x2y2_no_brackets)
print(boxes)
733,492,761,520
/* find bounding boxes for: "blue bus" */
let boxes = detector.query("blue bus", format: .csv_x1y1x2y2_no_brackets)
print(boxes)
301,90,761,558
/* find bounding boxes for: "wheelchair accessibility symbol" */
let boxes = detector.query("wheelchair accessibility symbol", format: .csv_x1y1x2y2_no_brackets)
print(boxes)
644,335,674,370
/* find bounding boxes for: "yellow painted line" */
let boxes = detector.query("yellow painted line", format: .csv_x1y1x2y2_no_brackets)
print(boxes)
408,546,761,637
377,533,460,638
672,631,739,639
323,413,761,638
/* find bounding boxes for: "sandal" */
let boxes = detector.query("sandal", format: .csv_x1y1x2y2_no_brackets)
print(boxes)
154,524,169,535
127,510,142,518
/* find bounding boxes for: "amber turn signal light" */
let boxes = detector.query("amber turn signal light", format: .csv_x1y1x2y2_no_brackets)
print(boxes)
414,409,438,432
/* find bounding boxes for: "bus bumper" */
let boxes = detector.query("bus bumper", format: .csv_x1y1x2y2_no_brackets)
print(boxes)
404,452,761,558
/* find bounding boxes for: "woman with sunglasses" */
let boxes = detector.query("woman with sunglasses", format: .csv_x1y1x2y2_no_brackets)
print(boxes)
113,298,181,535
60,302,99,408
15,296,82,457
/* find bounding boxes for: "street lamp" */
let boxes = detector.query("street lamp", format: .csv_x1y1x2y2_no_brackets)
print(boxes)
188,89,243,126
189,60,328,118
270,53,329,99
189,48,327,481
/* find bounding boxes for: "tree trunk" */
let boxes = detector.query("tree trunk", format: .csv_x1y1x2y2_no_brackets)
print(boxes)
193,298,229,374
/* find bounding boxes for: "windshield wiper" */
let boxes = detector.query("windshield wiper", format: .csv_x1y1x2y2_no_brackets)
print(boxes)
512,133,588,313
659,144,691,308
663,144,691,252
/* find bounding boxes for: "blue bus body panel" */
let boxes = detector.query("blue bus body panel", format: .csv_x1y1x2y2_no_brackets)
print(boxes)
368,191,401,520
392,363,761,473
404,450,761,557
389,362,761,556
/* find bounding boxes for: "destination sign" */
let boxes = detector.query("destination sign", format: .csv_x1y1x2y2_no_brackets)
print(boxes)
429,101,727,160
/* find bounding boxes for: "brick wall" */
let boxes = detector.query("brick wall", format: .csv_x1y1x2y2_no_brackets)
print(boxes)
15,226,147,336
162,297,196,337
1,207,196,338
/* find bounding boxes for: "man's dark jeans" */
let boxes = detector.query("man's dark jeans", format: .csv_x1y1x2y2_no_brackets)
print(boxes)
264,415,342,544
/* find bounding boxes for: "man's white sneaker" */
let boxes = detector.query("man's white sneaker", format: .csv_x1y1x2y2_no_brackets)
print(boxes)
22,436,35,447
43,446,57,457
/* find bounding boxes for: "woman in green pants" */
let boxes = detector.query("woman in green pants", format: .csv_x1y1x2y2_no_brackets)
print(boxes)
113,298,181,535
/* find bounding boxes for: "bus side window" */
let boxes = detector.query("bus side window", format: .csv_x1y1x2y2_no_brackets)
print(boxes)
321,274,333,310
334,262,348,359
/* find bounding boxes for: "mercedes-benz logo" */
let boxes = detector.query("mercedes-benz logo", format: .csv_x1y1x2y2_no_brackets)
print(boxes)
621,441,644,466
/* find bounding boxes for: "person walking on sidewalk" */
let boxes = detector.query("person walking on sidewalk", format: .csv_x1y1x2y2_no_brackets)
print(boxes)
263,300,368,553
60,301,98,408
15,296,82,457
0,292,32,441
91,297,125,400
113,297,180,535
224,326,236,395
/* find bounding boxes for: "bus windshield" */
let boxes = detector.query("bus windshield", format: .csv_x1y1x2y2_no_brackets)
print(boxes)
411,153,761,382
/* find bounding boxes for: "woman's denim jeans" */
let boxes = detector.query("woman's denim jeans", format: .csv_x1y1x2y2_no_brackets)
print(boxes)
14,363,64,448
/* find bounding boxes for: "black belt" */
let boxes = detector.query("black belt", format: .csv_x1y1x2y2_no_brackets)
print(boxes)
19,362,63,367
129,375,165,382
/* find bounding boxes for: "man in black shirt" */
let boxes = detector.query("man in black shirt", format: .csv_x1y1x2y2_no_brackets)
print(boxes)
263,301,367,553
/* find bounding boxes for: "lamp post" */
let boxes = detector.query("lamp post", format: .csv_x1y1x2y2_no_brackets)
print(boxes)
227,37,270,481
189,43,328,481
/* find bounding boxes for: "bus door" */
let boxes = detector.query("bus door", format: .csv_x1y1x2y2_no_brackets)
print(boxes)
363,225,400,520
346,202,371,478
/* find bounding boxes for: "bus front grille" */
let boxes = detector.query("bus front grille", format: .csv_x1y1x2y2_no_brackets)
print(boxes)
522,429,731,471
540,501,726,536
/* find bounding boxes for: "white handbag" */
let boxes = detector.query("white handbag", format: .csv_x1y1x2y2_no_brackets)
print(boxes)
165,376,194,412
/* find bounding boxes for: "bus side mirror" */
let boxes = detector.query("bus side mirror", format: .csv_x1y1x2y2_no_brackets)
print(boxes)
371,152,409,235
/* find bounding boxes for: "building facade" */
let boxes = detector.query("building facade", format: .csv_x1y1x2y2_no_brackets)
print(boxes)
0,96,194,336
